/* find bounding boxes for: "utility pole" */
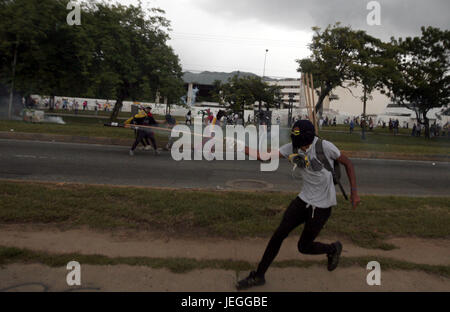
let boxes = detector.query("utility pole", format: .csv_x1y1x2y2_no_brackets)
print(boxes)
288,93,294,128
262,49,268,78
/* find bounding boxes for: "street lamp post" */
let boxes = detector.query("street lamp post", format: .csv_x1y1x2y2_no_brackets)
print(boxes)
263,49,268,78
288,93,294,128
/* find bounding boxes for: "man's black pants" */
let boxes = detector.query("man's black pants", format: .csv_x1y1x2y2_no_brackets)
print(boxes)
256,197,335,277
131,130,157,151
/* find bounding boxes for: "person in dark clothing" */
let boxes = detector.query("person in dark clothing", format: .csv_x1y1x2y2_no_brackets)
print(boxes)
125,107,159,156
185,110,192,125
164,114,177,151
393,119,399,135
236,120,360,290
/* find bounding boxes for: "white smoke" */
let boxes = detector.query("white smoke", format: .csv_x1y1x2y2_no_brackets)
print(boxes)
44,116,66,124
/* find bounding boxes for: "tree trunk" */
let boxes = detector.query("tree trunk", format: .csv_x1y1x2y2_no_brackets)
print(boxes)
423,112,430,139
25,95,33,107
258,100,262,125
8,40,18,120
361,87,367,140
110,92,125,122
49,95,55,111
314,86,331,116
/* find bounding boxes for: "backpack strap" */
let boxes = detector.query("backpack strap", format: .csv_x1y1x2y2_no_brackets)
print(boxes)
315,139,335,179
315,138,349,201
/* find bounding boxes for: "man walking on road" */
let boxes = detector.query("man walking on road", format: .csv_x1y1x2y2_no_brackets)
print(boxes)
236,120,360,290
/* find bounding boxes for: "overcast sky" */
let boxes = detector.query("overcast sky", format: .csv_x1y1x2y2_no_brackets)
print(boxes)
122,0,449,79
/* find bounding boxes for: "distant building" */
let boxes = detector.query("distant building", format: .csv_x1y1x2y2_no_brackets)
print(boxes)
182,72,311,109
182,71,258,104
266,79,305,108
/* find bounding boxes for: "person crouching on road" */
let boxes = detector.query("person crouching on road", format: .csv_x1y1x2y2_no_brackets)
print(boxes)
125,106,159,156
236,120,361,290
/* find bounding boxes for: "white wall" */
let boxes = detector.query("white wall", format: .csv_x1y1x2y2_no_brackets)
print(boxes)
328,85,391,116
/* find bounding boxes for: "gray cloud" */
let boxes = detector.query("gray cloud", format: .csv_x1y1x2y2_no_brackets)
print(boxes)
194,0,450,41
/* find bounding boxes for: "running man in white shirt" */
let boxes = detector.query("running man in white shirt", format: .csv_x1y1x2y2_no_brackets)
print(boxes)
236,120,360,290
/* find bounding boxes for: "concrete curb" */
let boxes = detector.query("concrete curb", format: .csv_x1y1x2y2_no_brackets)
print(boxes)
342,150,449,162
1,131,449,162
0,131,133,147
2,178,449,197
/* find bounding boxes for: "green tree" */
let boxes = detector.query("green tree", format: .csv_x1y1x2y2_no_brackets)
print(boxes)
296,23,370,117
0,0,92,113
349,34,385,139
0,0,183,120
210,79,224,105
220,75,255,115
216,75,281,123
246,76,282,113
383,27,449,138
84,3,184,121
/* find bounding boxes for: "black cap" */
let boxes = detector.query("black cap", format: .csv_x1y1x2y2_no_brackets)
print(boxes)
291,120,315,149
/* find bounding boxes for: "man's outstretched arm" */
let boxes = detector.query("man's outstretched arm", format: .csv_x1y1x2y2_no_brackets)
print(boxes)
244,146,286,162
337,154,360,209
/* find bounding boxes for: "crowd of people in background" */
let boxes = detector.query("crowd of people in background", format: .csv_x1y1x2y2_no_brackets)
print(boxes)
42,98,113,113
342,116,449,137
185,109,278,128
412,121,449,137
29,96,450,138
388,118,400,135
344,116,401,135
182,108,449,139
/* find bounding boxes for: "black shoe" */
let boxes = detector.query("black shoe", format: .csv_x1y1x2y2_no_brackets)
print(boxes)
327,241,343,271
236,271,265,290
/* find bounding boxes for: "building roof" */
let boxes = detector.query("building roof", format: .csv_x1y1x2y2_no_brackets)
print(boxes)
182,71,259,85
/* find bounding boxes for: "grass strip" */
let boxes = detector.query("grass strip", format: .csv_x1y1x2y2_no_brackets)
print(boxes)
318,129,450,155
0,246,448,278
0,119,170,144
1,118,449,155
0,181,449,250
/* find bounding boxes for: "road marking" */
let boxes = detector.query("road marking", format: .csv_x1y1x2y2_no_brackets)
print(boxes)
0,138,127,150
350,157,450,165
13,154,49,160
15,154,37,159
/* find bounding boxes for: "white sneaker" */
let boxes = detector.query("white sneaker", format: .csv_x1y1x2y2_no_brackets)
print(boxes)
129,150,134,156
154,149,160,156
145,145,152,151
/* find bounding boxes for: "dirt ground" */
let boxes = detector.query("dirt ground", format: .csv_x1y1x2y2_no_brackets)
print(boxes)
0,225,449,292
2,264,449,292
0,225,449,265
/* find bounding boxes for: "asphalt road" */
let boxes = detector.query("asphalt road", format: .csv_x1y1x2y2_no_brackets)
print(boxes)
0,139,449,196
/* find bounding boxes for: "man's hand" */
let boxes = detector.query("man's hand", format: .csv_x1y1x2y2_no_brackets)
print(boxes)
288,153,299,164
337,154,359,210
288,153,307,168
350,191,360,210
